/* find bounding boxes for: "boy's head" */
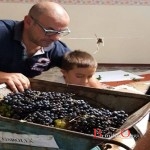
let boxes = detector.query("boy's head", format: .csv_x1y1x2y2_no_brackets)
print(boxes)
61,50,97,86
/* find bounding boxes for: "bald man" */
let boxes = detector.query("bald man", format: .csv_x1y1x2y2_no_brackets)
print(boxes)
0,2,71,92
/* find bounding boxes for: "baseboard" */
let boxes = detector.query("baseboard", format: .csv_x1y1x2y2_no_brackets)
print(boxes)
98,63,150,68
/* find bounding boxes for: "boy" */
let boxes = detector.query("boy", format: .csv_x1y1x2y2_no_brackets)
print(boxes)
53,50,107,88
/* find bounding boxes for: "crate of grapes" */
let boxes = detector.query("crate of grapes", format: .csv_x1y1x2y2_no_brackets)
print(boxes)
0,79,149,150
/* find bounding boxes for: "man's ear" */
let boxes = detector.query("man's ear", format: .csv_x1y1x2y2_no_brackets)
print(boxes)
24,15,32,27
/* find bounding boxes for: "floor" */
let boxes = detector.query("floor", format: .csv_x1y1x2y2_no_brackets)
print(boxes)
34,65,150,150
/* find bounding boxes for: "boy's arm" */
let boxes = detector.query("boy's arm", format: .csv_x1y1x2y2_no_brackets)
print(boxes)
89,77,110,89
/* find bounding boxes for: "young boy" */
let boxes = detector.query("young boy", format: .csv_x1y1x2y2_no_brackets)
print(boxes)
54,50,106,88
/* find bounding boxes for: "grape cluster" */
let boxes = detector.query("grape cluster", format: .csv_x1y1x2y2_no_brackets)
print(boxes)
69,109,128,137
0,89,128,136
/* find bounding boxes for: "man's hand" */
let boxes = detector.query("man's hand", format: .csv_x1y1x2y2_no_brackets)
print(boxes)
0,72,30,92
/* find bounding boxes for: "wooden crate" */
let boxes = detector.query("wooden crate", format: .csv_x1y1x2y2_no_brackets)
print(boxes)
0,79,149,150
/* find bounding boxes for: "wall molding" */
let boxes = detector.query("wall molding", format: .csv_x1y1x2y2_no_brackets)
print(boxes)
0,0,150,5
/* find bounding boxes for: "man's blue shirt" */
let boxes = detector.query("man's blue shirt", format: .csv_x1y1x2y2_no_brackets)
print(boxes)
0,20,70,77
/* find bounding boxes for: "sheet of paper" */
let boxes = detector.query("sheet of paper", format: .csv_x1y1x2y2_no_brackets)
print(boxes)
0,132,59,148
113,85,144,94
94,70,144,82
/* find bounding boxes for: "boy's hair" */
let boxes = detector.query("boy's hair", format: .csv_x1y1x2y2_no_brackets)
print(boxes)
61,50,97,71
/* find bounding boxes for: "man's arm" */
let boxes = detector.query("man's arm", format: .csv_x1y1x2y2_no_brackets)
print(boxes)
134,128,150,150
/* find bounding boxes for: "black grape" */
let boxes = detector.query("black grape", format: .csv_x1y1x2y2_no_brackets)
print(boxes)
0,89,128,136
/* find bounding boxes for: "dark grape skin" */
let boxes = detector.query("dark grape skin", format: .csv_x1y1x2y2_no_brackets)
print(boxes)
0,89,129,136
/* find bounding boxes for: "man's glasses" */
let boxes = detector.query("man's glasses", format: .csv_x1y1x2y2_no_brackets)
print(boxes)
30,15,71,36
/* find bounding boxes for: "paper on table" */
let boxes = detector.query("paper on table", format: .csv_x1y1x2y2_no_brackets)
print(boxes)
113,85,144,94
94,70,144,82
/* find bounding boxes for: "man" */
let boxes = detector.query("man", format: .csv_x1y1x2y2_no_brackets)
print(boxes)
0,1,71,92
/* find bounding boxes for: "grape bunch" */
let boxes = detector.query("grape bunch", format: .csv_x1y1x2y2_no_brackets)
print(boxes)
0,89,128,136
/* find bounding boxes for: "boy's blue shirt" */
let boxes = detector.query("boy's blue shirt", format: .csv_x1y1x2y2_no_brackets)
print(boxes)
0,20,70,77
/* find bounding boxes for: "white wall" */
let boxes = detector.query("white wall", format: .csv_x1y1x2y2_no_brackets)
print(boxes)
0,3,150,64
